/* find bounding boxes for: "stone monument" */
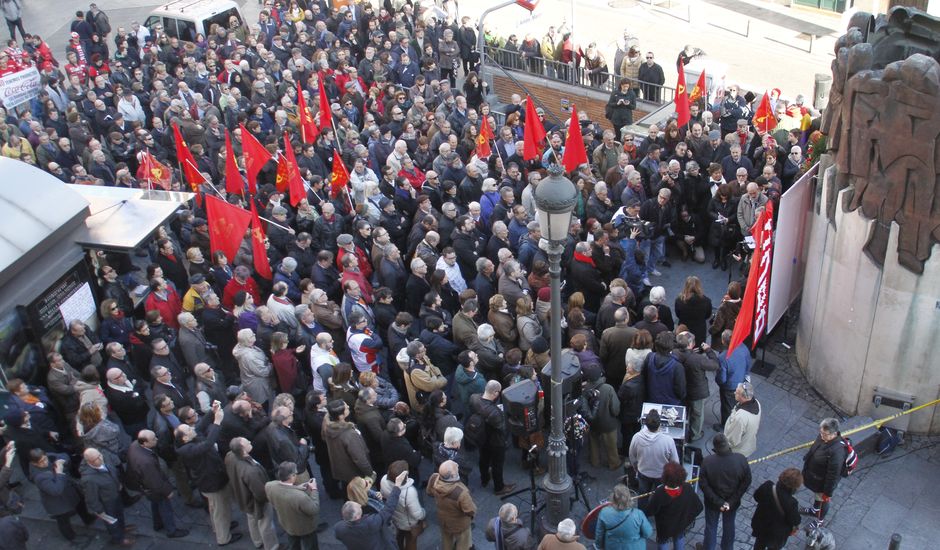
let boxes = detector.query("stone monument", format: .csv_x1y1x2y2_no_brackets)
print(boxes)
797,7,940,434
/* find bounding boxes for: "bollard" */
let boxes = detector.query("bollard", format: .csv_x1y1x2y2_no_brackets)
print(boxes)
888,533,901,550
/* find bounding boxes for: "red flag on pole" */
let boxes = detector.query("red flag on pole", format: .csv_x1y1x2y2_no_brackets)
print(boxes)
172,124,204,190
475,119,492,159
296,82,318,144
329,150,350,199
204,194,252,263
136,152,172,190
317,82,332,131
240,123,272,195
689,70,706,104
274,153,290,193
249,200,273,280
726,201,775,355
675,61,690,127
523,96,546,161
753,91,778,134
561,105,588,173
224,130,243,196
282,132,306,207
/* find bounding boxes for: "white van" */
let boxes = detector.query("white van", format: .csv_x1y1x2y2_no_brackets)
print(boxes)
145,0,246,43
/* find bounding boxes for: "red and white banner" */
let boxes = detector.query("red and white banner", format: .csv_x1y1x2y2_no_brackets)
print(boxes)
0,67,41,109
727,201,775,354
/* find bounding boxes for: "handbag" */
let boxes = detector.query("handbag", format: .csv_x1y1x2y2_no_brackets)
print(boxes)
771,483,798,536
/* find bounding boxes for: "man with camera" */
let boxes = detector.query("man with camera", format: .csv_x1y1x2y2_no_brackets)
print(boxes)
640,188,676,278
614,199,654,294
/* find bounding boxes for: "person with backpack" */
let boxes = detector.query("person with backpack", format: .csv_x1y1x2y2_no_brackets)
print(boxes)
644,331,686,406
800,417,848,524
751,467,803,550
595,484,652,550
581,368,622,471
467,380,516,496
628,409,678,497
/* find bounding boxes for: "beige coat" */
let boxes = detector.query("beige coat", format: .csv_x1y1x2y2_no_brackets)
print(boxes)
725,398,761,457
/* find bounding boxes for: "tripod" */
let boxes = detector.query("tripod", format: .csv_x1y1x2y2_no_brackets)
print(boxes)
501,446,544,534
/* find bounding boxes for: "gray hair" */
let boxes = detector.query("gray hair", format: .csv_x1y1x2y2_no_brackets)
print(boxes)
737,381,755,400
819,417,840,435
557,518,578,540
676,331,695,348
643,305,658,322
477,323,495,341
280,256,297,272
236,328,255,345
575,241,591,254
177,312,196,327
443,426,463,446
498,503,518,523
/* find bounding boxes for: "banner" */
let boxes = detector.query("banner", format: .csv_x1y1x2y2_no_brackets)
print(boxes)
727,201,775,354
0,67,41,109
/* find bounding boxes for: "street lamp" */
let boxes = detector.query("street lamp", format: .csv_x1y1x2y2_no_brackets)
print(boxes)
533,163,579,530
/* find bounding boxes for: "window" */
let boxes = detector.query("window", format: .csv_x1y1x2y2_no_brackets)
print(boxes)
204,8,241,36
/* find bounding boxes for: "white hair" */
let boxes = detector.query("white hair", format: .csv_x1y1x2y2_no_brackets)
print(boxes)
649,286,666,305
477,323,495,341
557,518,577,539
443,426,463,446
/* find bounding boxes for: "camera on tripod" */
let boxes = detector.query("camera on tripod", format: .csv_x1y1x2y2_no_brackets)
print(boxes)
613,215,654,240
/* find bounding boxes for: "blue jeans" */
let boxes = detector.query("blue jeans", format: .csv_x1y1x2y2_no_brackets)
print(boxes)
647,236,666,271
657,533,685,550
704,506,737,550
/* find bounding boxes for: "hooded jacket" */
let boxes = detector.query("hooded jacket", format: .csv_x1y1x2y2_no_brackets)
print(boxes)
644,352,686,405
628,426,679,479
379,475,426,531
426,472,476,534
322,418,373,482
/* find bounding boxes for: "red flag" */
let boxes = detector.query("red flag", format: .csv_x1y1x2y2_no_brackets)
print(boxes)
675,61,690,127
753,91,778,134
561,105,588,173
224,130,243,196
523,96,546,161
240,123,272,195
249,200,272,280
296,82,318,144
475,127,492,159
317,82,332,131
479,114,495,140
135,152,172,190
689,70,706,104
275,153,290,193
204,194,252,263
171,123,204,192
727,202,775,355
282,132,306,207
329,150,350,199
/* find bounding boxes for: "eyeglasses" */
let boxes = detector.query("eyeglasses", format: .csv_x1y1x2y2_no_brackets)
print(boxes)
646,56,653,60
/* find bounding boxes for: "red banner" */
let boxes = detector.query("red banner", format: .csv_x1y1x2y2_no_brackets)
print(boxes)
205,194,252,263
727,201,774,355
240,124,272,195
523,95,546,161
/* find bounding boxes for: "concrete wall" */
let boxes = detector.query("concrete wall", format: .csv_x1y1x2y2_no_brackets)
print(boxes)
797,155,940,434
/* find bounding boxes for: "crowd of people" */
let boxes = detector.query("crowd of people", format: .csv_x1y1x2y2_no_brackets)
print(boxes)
0,0,852,549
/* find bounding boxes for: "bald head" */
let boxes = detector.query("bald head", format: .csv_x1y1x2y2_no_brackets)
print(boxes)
439,459,459,480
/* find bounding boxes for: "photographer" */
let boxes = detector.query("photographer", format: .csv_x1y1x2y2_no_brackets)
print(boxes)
640,188,676,278
607,78,638,129
674,206,706,263
718,84,750,137
614,199,653,294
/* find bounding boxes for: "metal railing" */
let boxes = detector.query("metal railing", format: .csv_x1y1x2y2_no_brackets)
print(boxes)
482,52,563,126
485,46,676,105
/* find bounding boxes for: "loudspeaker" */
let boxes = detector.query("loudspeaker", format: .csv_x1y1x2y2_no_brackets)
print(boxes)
502,379,539,435
539,350,582,423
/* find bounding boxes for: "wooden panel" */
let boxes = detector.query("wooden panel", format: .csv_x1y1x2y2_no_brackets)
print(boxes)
491,75,651,134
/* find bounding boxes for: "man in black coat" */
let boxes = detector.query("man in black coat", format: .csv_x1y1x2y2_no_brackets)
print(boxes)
380,417,422,484
219,399,270,459
125,430,188,537
700,433,751,550
673,331,719,443
311,250,342,302
262,406,310,482
568,242,607,313
451,215,485,282
79,448,134,547
637,51,666,102
150,365,193,410
104,368,150,437
405,258,431,316
175,403,242,546
469,381,516,496
155,238,189,292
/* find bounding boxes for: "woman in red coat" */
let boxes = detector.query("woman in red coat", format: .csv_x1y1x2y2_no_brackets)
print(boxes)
144,277,182,329
269,331,306,397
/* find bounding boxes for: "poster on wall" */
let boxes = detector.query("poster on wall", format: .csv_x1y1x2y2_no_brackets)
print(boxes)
25,260,97,348
58,282,96,328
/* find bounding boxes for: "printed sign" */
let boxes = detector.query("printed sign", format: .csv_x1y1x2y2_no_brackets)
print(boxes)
0,67,41,109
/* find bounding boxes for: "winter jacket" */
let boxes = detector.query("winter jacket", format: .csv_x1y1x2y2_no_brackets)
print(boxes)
29,458,84,516
81,419,129,469
224,452,270,516
537,533,588,550
79,461,121,514
644,352,686,405
426,473,475,534
380,475,426,531
176,423,229,493
628,426,678,479
674,294,713,346
725,398,761,457
709,299,741,345
334,486,400,549
125,441,173,498
751,480,801,545
716,346,751,390
454,366,486,410
645,482,703,542
583,378,620,434
672,347,719,401
233,344,274,405
699,448,751,511
617,374,645,425
596,506,652,550
265,480,321,537
470,393,509,449
322,418,373,482
802,434,846,496
516,314,542,353
486,517,536,550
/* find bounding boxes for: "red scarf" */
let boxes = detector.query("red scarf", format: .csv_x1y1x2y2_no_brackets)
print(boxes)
574,252,595,267
665,486,682,498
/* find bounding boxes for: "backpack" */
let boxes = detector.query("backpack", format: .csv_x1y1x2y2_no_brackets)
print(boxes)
582,387,602,424
876,427,901,456
840,437,858,477
464,409,487,450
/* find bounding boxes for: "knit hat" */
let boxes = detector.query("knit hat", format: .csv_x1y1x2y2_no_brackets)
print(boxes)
537,286,551,302
531,336,549,355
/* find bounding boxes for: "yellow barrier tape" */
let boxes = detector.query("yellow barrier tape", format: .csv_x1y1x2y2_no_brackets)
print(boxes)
629,397,940,498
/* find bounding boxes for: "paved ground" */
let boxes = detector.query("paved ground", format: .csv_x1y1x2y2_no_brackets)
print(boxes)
10,1,940,548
